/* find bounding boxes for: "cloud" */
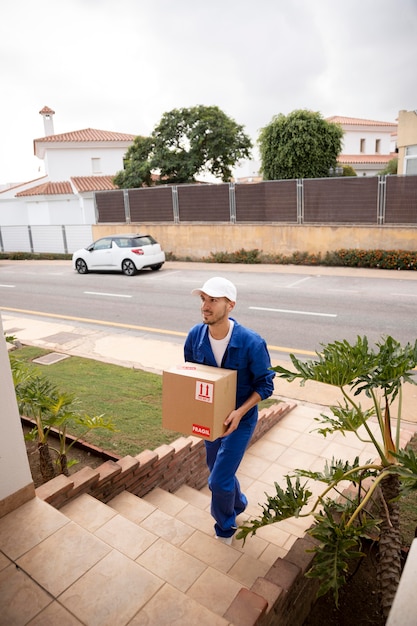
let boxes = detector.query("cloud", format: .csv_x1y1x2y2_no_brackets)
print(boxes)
1,0,416,183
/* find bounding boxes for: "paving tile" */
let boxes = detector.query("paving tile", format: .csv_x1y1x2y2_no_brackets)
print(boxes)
257,461,294,488
0,563,52,626
137,538,207,592
248,438,286,462
27,601,84,625
175,502,215,535
107,490,155,523
129,582,229,625
238,451,272,479
60,493,117,532
181,530,240,572
263,425,300,446
94,513,157,558
242,478,276,517
276,447,318,471
256,521,293,548
0,551,10,572
187,566,242,616
16,521,111,597
59,550,163,626
143,486,188,516
139,508,195,546
258,541,289,566
0,497,68,560
174,484,211,510
228,552,270,587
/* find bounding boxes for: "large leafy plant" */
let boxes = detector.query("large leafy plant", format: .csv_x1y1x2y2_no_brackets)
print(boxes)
11,356,115,481
237,335,417,619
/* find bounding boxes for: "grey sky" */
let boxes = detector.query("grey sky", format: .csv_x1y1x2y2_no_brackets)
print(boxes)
1,0,416,183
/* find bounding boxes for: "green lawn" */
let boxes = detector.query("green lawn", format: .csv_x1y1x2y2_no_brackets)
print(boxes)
11,345,277,457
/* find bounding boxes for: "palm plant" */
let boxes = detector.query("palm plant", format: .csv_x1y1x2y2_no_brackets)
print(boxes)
237,335,417,619
11,356,115,480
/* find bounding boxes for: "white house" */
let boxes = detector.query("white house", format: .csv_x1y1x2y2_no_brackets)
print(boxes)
327,115,398,176
0,106,136,253
235,115,398,182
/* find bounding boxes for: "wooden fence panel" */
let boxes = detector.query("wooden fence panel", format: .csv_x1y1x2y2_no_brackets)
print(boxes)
303,177,378,223
235,181,297,222
177,184,230,221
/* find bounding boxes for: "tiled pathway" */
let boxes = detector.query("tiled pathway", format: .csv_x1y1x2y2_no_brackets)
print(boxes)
1,402,415,624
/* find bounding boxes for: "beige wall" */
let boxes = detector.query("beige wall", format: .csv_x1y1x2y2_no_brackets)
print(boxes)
92,223,417,258
397,110,417,175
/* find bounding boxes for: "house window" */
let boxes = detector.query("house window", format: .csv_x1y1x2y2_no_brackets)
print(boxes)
360,138,366,153
405,145,417,175
375,139,381,154
92,158,101,174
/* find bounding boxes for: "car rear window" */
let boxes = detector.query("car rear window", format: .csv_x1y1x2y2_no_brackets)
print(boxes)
129,236,157,247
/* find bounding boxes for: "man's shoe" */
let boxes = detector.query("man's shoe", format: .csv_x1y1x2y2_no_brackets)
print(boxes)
215,534,233,546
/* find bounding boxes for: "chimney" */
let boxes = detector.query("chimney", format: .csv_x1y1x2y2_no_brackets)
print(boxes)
39,106,55,136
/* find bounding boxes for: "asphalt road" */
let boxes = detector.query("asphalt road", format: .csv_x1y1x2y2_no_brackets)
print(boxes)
1,260,416,361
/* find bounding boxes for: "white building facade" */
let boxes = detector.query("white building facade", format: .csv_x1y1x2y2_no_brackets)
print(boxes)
0,106,136,253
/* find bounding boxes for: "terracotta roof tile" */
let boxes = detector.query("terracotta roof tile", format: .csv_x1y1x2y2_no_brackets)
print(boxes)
34,128,136,143
39,105,55,115
327,115,397,128
0,176,48,195
338,154,396,165
71,175,117,192
16,181,73,197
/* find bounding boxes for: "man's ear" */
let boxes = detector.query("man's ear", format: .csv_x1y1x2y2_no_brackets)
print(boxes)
228,300,236,312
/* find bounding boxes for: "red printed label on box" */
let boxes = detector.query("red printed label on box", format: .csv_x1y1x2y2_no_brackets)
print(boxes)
195,380,214,403
192,424,211,437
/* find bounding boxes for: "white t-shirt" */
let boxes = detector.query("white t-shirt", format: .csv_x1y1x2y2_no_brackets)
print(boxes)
209,320,234,367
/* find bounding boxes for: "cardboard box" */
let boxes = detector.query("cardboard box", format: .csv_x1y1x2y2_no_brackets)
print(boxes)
162,363,237,441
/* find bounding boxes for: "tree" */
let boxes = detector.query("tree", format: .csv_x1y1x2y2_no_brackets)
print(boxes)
379,157,398,176
258,109,343,180
113,136,154,189
237,335,417,619
341,164,357,177
114,105,252,187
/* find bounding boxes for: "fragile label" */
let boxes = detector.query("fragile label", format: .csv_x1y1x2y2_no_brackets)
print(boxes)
195,380,214,403
192,423,211,437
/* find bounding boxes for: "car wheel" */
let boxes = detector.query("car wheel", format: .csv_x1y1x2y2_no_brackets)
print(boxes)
75,259,88,274
122,259,137,276
151,263,163,271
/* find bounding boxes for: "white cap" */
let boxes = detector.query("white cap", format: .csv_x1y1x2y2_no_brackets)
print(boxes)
191,277,237,302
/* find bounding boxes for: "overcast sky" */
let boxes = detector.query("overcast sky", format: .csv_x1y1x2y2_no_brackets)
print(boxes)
1,0,417,184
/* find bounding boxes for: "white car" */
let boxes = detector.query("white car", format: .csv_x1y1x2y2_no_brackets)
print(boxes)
72,234,165,276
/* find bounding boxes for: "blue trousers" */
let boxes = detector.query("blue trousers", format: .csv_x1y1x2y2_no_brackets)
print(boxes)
205,415,257,538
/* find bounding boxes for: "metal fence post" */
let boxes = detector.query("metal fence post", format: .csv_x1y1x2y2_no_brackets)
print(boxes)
172,186,179,223
123,189,131,224
28,225,34,253
229,183,236,223
296,179,304,224
61,225,68,254
377,175,386,225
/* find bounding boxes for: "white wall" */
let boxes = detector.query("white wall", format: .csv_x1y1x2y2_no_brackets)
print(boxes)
44,144,130,179
342,129,392,154
0,316,33,502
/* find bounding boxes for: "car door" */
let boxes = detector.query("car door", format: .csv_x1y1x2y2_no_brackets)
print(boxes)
89,237,115,268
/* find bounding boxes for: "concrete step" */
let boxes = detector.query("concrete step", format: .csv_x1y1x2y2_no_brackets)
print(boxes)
58,487,275,624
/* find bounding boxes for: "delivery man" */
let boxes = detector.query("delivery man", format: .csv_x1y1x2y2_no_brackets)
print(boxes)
184,276,275,544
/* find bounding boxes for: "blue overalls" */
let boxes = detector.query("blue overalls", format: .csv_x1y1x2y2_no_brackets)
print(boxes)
184,318,275,538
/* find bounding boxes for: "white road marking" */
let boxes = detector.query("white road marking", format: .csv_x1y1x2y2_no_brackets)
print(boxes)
391,293,417,298
84,291,132,298
285,277,312,288
0,284,15,288
249,306,337,318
